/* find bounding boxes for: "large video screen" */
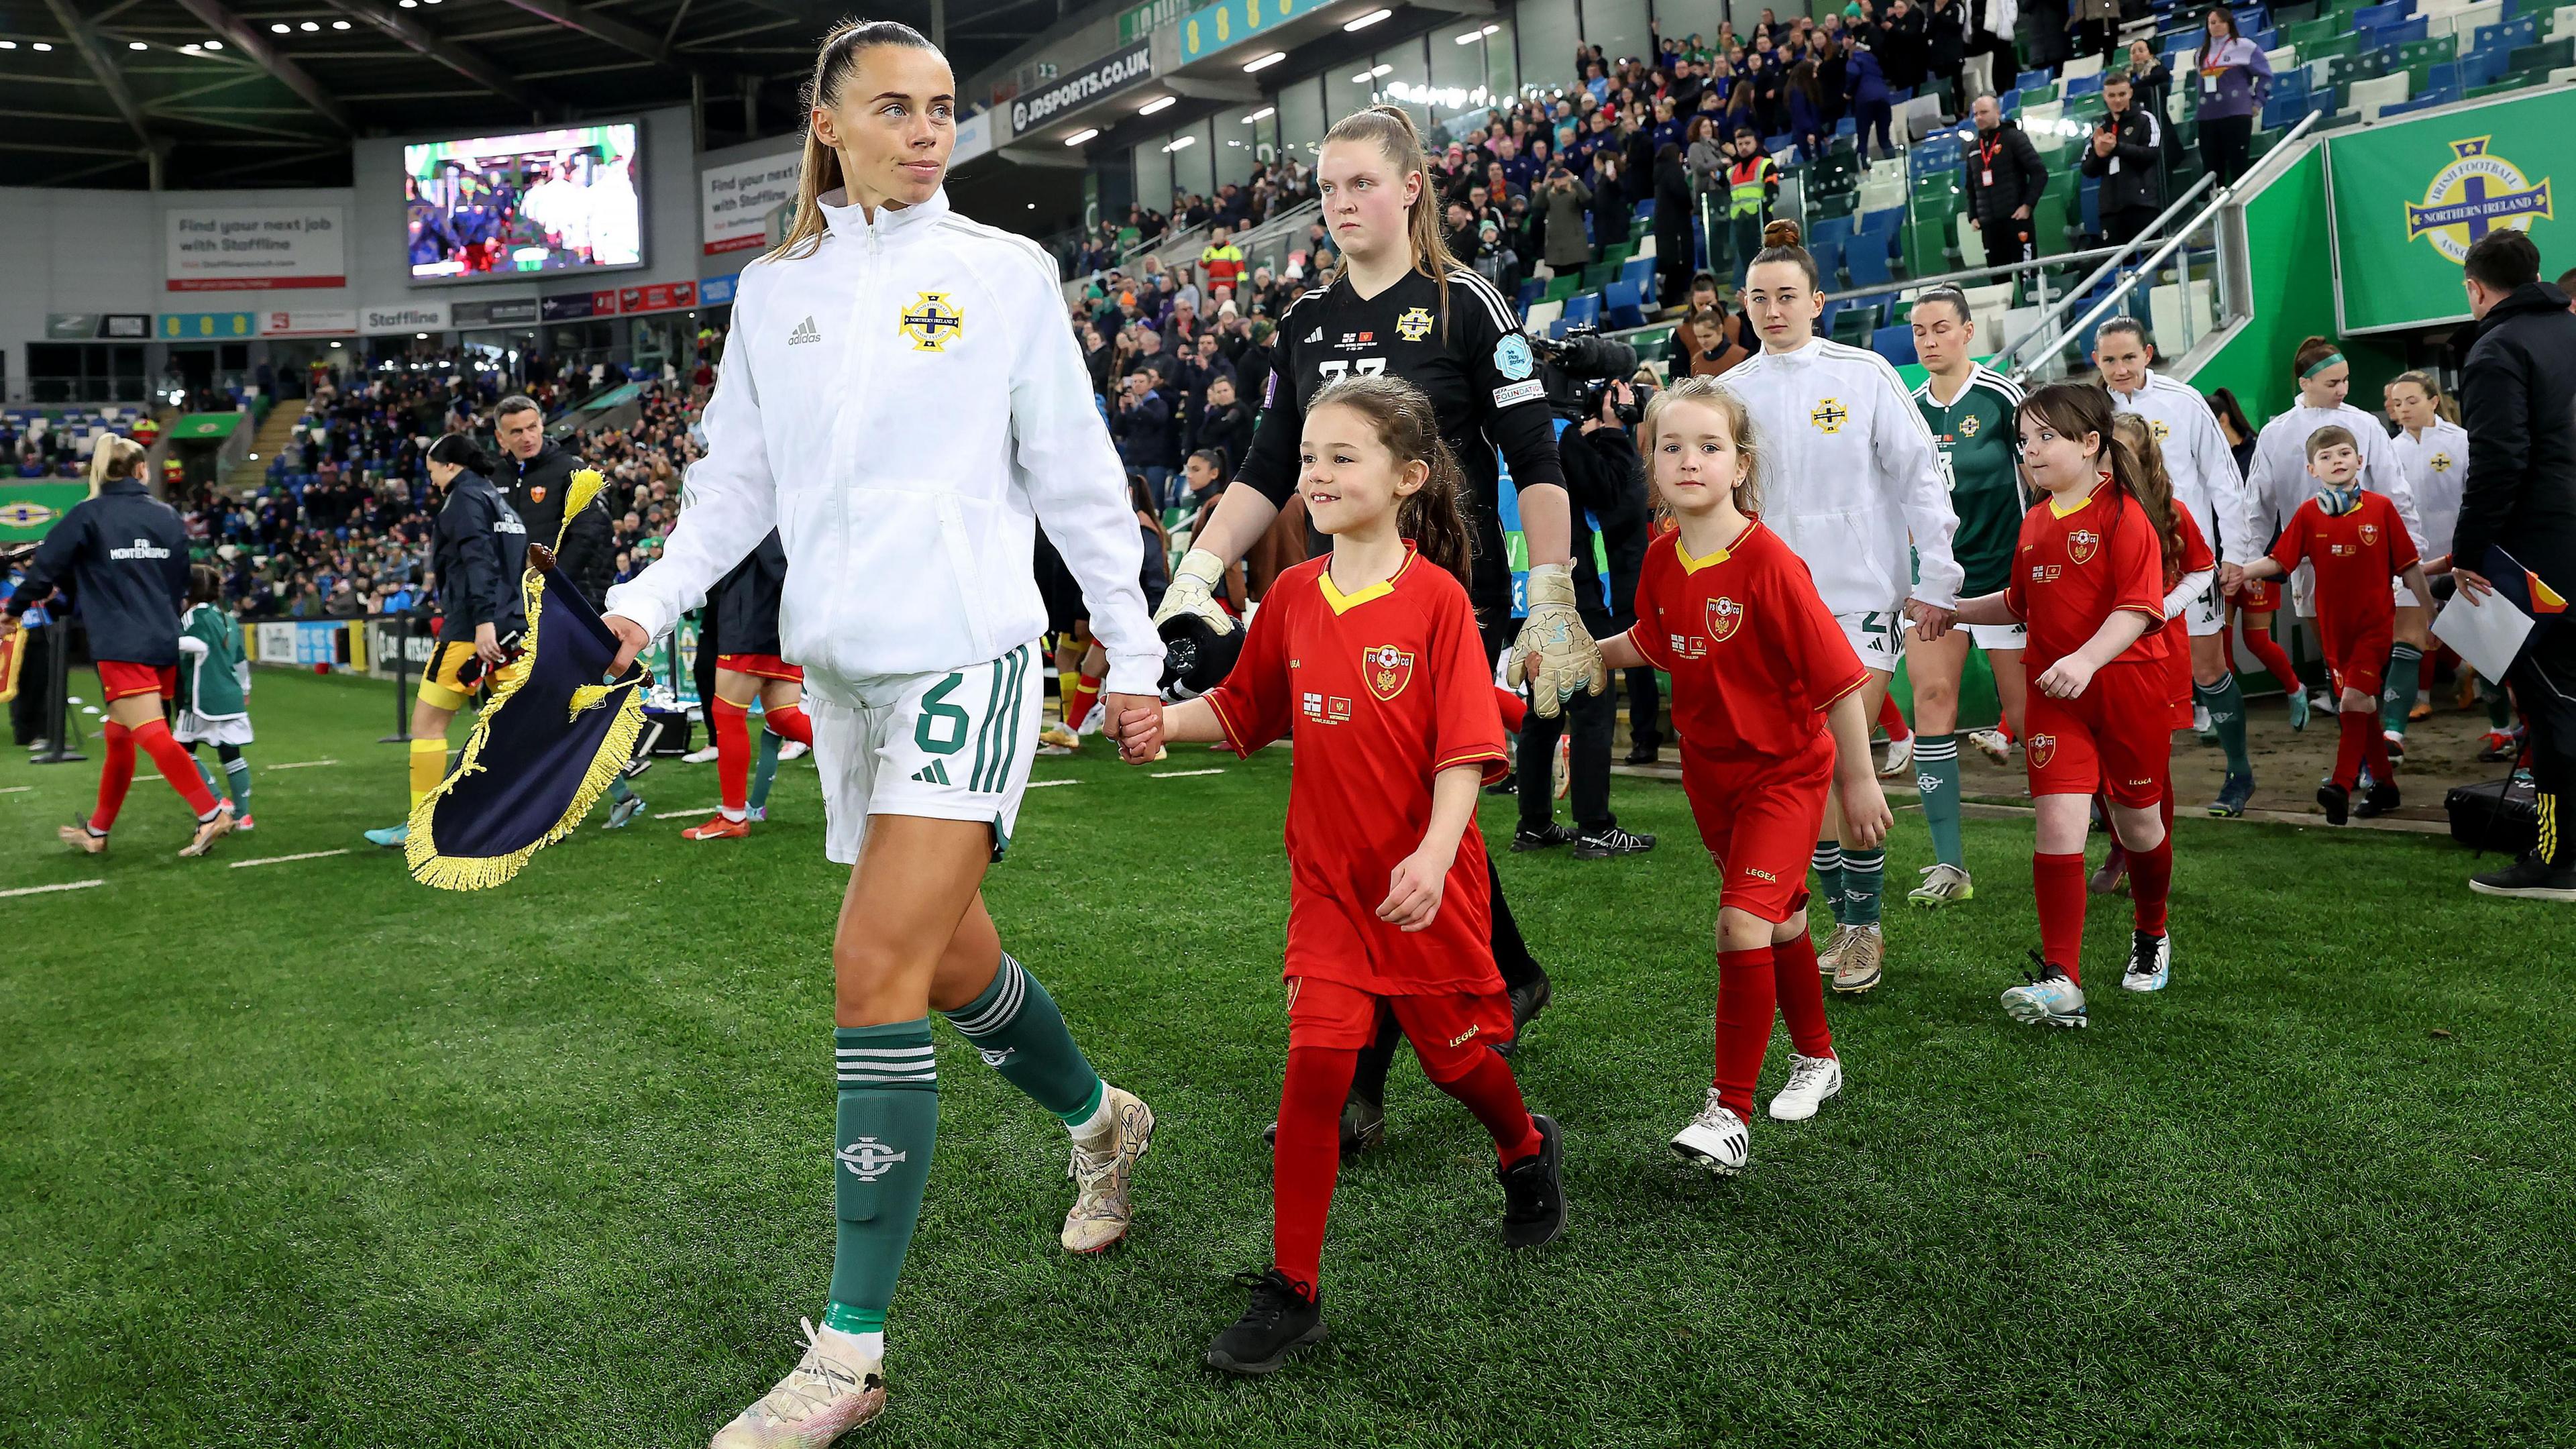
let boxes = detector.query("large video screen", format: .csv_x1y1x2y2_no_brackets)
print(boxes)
403,123,642,282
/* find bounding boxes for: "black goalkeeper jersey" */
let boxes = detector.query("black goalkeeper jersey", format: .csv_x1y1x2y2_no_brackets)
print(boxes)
1235,267,1567,625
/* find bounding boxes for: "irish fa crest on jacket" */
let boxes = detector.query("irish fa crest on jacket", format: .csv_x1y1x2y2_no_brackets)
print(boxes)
1364,644,1415,702
899,291,964,352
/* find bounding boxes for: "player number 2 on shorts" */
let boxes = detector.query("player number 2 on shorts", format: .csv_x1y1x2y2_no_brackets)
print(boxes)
916,672,969,755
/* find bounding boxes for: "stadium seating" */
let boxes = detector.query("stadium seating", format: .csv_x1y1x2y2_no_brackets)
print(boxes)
1870,323,1918,366
1601,279,1650,331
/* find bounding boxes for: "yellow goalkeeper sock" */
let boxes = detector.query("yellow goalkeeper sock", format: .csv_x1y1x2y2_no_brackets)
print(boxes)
410,737,447,808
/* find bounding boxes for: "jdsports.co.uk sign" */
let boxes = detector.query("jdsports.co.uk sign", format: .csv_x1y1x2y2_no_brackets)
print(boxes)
1010,39,1153,134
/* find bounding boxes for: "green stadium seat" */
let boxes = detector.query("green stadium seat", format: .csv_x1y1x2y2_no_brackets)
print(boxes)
1543,273,1581,303
2508,37,2574,72
1579,262,1618,291
1629,328,1674,363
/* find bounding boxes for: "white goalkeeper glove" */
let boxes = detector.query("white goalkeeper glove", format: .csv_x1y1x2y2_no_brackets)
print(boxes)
1505,562,1609,718
1154,548,1238,637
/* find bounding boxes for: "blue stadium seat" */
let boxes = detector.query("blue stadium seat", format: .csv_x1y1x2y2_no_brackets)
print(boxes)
1602,279,1649,331
1870,323,1918,366
1517,277,1546,310
1561,292,1603,331
2017,68,2053,91
1632,197,1656,225
2352,0,2408,24
2473,15,2535,52
1619,254,1656,292
1812,213,1858,248
1806,237,1847,286
1845,238,1895,288
2461,44,2512,88
2366,15,2428,41
2065,72,2104,97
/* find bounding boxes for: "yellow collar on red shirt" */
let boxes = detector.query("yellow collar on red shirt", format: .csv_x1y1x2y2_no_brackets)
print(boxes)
1674,517,1758,574
2047,475,2114,519
1319,548,1417,614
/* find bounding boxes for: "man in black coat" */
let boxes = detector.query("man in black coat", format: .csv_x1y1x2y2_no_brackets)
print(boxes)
2450,231,2576,900
2080,72,2164,245
1964,93,2050,267
492,394,614,606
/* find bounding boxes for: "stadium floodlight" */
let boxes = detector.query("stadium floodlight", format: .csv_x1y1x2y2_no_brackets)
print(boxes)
31,40,48,49
270,21,289,31
0,41,15,50
1456,30,1482,44
1064,127,1099,145
1242,51,1286,72
300,21,319,31
1483,23,1501,34
1163,134,1195,152
205,38,223,46
331,20,348,29
129,40,148,49
1138,95,1177,115
1345,8,1392,30
1246,107,1275,121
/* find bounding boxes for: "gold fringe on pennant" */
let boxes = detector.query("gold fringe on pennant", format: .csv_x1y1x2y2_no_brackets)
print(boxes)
402,566,648,891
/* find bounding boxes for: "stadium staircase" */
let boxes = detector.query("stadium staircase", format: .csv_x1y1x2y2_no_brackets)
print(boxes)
225,404,308,496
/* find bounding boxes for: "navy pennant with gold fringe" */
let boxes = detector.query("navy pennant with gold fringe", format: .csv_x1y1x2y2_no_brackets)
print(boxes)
405,535,648,892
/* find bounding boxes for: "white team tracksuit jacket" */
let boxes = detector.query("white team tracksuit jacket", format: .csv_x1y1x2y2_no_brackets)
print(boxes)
2110,373,2253,569
604,189,1161,702
1721,337,1963,614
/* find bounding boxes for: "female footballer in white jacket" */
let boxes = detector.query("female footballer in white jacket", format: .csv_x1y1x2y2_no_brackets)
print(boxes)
2383,368,2471,746
601,24,1162,1446
1721,219,1961,996
2218,338,2424,733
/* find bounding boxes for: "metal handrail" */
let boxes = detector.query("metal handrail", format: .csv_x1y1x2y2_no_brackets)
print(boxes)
1827,242,2138,303
2006,108,2326,383
1990,170,2217,370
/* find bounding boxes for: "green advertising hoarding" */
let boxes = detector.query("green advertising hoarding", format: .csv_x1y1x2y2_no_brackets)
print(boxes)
2326,87,2563,336
0,482,90,544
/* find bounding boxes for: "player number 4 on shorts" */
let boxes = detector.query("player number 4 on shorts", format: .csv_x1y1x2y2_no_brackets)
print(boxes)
916,672,969,755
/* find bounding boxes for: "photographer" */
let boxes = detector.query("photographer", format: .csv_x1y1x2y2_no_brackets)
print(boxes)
1515,378,1658,857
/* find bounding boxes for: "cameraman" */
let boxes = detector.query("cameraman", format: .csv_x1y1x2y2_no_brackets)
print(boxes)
1515,378,1657,859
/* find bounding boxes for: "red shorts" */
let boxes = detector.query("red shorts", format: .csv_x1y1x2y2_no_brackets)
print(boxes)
716,652,803,682
1285,974,1512,1083
2165,647,2196,731
2023,659,2173,809
1680,735,1833,924
2238,578,2282,612
98,660,176,702
2323,623,2392,699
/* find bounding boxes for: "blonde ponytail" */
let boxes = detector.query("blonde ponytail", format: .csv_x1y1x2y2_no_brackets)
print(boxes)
1322,105,1461,337
88,433,146,494
766,20,939,264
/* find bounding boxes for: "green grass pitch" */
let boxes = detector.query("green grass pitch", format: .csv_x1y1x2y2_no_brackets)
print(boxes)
3,668,2571,1447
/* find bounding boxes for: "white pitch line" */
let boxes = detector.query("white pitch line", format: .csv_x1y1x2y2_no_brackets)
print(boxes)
0,879,104,898
1025,778,1083,788
229,849,352,869
0,786,30,794
653,806,720,820
1150,768,1226,778
265,759,341,770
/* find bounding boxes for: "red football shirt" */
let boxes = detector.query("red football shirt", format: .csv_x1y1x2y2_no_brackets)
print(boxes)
1627,519,1868,772
2004,478,2171,673
1203,546,1509,995
2268,490,2418,659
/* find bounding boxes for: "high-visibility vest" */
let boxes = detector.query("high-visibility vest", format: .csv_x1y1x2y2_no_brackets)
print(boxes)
1727,158,1773,219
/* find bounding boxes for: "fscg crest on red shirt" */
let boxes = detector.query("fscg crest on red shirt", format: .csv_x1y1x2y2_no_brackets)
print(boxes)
2067,528,2101,565
2027,731,2058,768
1707,595,1745,643
1364,644,1415,702
2359,523,2380,546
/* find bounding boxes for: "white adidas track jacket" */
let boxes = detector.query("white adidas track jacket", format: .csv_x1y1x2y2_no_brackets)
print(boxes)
1721,337,1963,612
2110,372,2253,565
604,189,1160,702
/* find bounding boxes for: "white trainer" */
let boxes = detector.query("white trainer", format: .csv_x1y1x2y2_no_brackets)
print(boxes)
708,1319,885,1449
1878,733,1915,778
1767,1053,1843,1122
1816,923,1860,976
1968,728,2012,765
2123,930,2171,993
1061,1084,1154,1254
1670,1087,1750,1175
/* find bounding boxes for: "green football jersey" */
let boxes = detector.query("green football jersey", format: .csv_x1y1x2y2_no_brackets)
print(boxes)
1915,367,2027,598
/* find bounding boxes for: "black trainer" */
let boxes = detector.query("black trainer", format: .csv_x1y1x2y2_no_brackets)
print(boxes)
1572,824,1656,859
2317,782,2351,826
2354,780,2402,819
1511,822,1574,852
1204,1268,1326,1376
1623,746,1660,765
1494,971,1552,1059
1497,1114,1567,1249
1257,1094,1385,1160
2469,851,2576,902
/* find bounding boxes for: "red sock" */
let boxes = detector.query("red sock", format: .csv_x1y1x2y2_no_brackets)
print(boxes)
1772,928,1835,1059
91,720,138,831
1998,719,2016,743
1493,686,1528,735
1272,1044,1356,1293
2333,708,2369,788
711,698,751,814
1063,673,1101,729
132,717,219,817
1877,692,1911,742
764,702,814,747
1431,1046,1544,1163
1712,947,1779,1122
2362,708,2393,780
2130,834,2174,935
2241,627,2302,702
2035,851,2088,982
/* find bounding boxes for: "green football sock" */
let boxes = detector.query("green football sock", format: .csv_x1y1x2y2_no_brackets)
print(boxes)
223,755,251,812
2485,676,2514,729
942,953,1105,1124
2381,643,2423,737
2198,675,2252,776
749,725,784,812
1812,842,1846,926
826,1020,939,1337
1841,848,1886,927
606,775,633,804
1915,733,1964,869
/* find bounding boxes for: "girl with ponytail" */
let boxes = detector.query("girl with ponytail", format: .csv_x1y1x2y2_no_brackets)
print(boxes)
1953,382,2184,1026
1153,98,1611,1161
5,432,233,857
2381,368,2471,750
